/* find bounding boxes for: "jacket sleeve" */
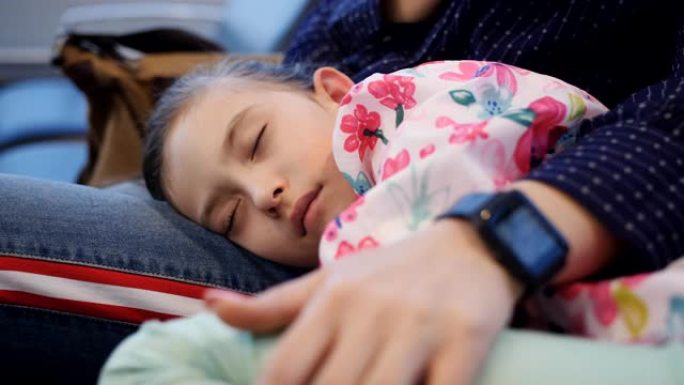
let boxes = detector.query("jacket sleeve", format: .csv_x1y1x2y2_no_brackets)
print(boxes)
284,0,455,81
525,21,684,274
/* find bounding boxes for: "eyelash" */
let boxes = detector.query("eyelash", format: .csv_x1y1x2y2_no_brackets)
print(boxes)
226,124,266,235
225,200,241,236
250,124,267,160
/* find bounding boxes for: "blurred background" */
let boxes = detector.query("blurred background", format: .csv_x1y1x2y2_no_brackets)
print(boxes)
0,0,311,182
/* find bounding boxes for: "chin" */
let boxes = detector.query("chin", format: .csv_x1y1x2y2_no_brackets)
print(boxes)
260,251,317,268
266,240,321,268
281,252,319,268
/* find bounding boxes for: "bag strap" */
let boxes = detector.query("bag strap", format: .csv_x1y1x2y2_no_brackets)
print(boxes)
54,28,223,60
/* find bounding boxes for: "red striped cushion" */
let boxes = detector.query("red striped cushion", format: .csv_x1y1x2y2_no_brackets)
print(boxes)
0,255,222,323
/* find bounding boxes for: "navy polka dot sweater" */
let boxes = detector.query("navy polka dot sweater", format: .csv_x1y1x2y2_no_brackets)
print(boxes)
284,0,684,274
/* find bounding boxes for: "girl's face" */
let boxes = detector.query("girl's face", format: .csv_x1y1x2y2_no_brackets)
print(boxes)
163,68,358,267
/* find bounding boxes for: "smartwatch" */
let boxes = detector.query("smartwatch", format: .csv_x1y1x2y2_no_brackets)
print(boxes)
437,191,568,289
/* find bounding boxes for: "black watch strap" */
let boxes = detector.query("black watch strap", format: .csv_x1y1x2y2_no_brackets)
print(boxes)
437,191,568,289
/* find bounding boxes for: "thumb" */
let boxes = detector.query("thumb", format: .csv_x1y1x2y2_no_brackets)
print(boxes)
204,269,324,333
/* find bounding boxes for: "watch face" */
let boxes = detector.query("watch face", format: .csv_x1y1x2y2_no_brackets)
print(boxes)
491,204,562,280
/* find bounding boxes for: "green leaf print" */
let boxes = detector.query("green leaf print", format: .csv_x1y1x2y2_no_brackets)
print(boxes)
395,105,405,127
567,93,587,122
502,108,536,127
387,164,450,232
449,89,476,106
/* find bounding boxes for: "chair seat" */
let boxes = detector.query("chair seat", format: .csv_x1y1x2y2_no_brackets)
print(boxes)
0,77,87,182
0,140,87,183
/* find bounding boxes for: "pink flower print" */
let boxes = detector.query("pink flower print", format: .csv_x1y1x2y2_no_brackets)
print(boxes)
557,274,649,331
491,63,518,95
323,222,338,242
340,196,365,223
368,74,417,127
479,139,520,189
513,96,568,173
357,236,379,250
621,273,650,288
368,74,417,110
587,281,619,327
438,60,484,81
439,62,519,94
419,144,435,159
339,83,364,106
436,116,489,144
335,241,355,259
334,236,380,260
340,104,385,161
381,149,411,181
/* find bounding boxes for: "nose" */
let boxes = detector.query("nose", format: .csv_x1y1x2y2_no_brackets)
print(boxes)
252,180,286,218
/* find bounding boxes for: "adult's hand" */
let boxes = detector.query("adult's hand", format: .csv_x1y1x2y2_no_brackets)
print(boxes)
382,0,443,23
208,218,521,385
206,180,618,384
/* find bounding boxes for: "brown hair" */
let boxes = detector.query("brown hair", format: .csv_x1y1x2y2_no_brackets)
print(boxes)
143,59,316,200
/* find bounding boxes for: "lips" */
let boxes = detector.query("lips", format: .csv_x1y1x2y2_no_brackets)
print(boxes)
290,186,322,236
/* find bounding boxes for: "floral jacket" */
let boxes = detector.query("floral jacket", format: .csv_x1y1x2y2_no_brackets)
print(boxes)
319,60,684,344
320,60,607,262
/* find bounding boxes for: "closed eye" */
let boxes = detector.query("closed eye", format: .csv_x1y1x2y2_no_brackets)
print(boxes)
251,124,267,160
225,200,241,236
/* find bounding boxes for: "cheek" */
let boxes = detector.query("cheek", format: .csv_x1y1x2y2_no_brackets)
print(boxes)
330,171,358,207
237,220,318,266
234,215,286,251
282,132,334,176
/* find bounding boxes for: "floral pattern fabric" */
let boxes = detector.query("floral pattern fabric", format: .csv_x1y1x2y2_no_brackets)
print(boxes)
320,60,607,263
318,60,684,344
540,258,684,344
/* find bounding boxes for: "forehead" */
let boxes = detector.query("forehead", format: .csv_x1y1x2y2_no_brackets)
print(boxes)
162,83,256,216
160,79,308,221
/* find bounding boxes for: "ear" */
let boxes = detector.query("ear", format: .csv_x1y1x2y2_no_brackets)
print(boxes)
312,67,354,105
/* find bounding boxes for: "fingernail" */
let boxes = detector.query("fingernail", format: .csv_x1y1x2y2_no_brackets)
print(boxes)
203,289,249,305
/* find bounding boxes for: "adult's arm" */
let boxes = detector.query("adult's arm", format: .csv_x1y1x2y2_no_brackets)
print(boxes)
524,35,684,274
210,3,684,384
287,0,684,271
206,176,620,385
284,0,452,81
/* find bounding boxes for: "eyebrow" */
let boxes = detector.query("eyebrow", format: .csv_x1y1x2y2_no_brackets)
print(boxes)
222,105,255,153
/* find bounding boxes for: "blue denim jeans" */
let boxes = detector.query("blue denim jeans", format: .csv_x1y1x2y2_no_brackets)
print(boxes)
0,174,308,384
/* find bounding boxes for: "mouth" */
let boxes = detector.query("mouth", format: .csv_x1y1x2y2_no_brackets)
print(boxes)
290,185,322,237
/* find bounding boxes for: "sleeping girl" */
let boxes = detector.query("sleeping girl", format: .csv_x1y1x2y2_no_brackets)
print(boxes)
141,59,606,268
99,60,684,384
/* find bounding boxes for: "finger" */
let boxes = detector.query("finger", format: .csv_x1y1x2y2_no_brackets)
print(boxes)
310,310,383,385
426,341,483,385
258,295,337,385
362,324,433,385
205,269,324,333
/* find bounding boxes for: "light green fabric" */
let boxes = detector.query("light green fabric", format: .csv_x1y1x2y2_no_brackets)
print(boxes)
481,330,684,385
99,312,684,385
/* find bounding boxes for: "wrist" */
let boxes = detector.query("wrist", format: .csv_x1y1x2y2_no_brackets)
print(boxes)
508,180,618,284
437,191,568,292
432,219,525,303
